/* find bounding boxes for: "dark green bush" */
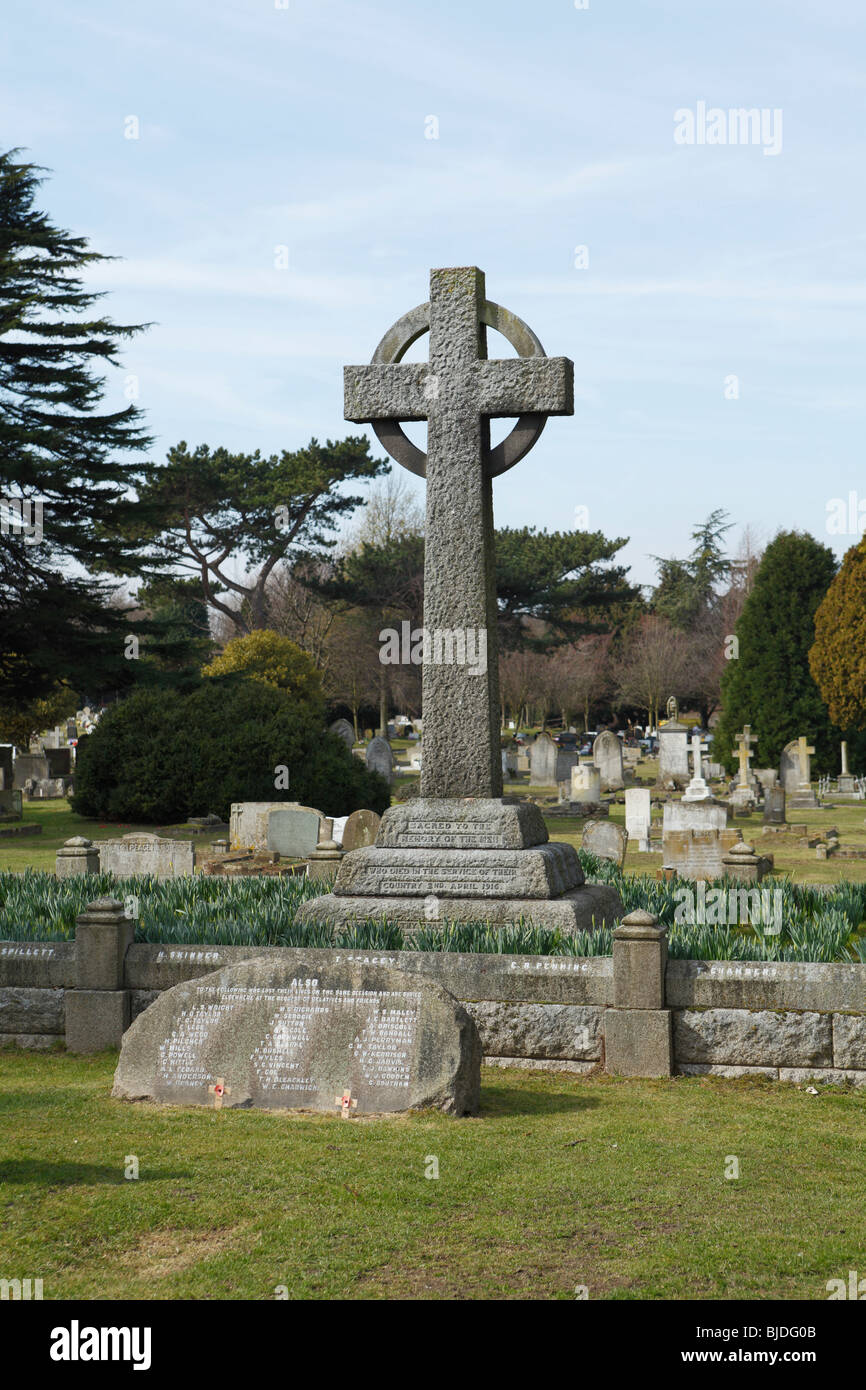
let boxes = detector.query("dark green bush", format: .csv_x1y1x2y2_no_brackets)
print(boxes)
71,676,390,823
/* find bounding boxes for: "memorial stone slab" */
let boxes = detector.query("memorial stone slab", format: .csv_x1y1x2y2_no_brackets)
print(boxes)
763,786,786,824
100,833,195,880
328,718,355,750
593,731,624,791
341,809,381,852
779,740,801,794
267,806,324,859
12,754,49,790
581,820,628,867
529,731,557,785
112,954,482,1115
571,763,602,804
625,787,652,849
657,720,690,787
366,736,394,783
230,802,323,853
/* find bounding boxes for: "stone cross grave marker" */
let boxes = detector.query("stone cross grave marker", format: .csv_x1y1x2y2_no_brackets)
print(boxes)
735,725,758,787
344,265,573,799
297,267,623,935
682,733,711,802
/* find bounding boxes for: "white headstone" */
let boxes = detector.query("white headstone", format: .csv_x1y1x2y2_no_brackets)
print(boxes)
625,788,652,850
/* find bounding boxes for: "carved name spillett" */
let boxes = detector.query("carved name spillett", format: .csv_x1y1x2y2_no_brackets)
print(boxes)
155,980,421,1099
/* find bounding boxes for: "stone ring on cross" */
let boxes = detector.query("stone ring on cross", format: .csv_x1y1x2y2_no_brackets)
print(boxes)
344,266,574,479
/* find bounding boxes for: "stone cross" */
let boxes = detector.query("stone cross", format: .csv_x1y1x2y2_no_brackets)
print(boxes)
797,736,815,785
689,733,708,781
335,1089,357,1118
734,724,758,787
344,266,574,798
682,732,711,802
208,1078,231,1111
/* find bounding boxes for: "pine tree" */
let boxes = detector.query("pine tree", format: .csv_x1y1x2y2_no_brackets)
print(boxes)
712,531,837,772
0,149,154,703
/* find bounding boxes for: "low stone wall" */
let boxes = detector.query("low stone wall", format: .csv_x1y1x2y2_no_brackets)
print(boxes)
1,907,863,1084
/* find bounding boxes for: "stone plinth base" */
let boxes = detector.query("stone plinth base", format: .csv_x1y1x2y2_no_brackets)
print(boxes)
296,883,623,934
297,797,622,936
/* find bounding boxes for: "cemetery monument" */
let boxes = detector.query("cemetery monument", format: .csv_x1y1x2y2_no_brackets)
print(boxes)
299,266,622,931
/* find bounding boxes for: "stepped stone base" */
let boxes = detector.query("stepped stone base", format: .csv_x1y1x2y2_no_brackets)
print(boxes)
297,883,623,933
295,796,623,935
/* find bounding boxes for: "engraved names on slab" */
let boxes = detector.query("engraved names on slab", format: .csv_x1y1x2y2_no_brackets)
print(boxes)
155,978,421,1104
113,955,483,1115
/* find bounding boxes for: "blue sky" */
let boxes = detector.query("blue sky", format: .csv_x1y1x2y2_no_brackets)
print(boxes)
3,0,865,586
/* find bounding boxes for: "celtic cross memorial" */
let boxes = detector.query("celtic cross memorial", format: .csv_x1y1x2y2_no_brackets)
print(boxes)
299,267,622,934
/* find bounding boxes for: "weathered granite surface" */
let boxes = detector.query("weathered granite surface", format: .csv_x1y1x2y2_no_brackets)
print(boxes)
0,986,65,1034
298,883,623,933
466,1001,602,1060
673,1008,833,1067
333,843,583,898
375,798,547,849
666,959,866,1012
113,954,482,1115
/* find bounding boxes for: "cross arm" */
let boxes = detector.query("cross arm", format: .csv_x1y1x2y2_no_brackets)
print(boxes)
477,356,574,419
344,363,431,423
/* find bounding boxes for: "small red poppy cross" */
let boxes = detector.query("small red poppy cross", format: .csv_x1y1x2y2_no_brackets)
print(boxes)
335,1089,357,1118
208,1077,231,1111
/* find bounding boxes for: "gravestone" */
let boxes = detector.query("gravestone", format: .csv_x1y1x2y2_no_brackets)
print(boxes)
593,731,624,791
0,746,12,790
267,806,324,859
625,787,651,850
657,719,690,787
298,266,622,933
779,740,801,794
112,954,481,1116
0,788,22,821
529,731,557,785
754,768,778,793
100,833,195,880
366,736,393,784
570,763,601,804
786,736,818,809
341,809,381,852
328,718,355,750
581,820,627,868
44,747,71,778
66,719,77,742
230,801,325,853
501,744,518,778
763,786,786,824
838,741,855,794
12,753,49,789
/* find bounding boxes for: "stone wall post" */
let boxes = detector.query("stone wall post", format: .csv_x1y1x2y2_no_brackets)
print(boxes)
55,837,100,877
65,897,133,1052
604,909,673,1077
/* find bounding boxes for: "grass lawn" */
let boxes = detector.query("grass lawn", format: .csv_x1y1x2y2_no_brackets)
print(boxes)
1,1051,864,1301
0,800,221,874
